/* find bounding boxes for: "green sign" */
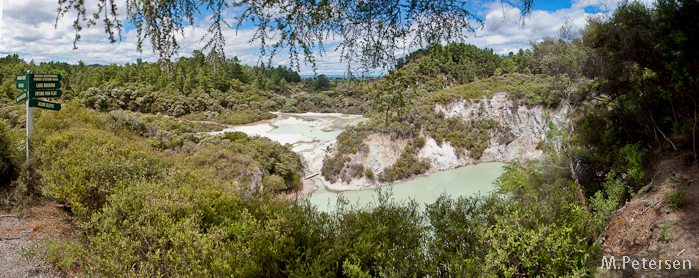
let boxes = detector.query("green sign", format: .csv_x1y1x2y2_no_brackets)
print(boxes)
15,91,27,103
33,74,62,82
29,99,61,111
16,81,28,90
16,73,63,110
33,82,61,90
30,90,62,98
16,74,28,89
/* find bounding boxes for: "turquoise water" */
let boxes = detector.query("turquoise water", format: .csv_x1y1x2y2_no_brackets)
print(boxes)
307,162,505,212
263,116,505,213
270,124,313,134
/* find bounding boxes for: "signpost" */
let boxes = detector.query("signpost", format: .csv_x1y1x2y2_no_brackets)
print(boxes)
15,91,27,103
34,82,62,90
15,72,63,110
29,99,62,111
15,74,28,90
15,71,63,183
33,74,61,82
30,90,62,98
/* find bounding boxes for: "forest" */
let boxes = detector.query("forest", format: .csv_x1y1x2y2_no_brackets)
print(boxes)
1,0,698,277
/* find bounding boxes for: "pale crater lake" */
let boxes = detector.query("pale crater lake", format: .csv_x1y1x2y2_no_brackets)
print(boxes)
210,112,505,212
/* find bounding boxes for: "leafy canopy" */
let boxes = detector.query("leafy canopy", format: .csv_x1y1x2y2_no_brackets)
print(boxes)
57,0,533,71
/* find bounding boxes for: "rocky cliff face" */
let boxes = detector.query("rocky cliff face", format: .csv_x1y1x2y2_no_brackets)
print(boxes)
431,92,569,167
321,92,569,191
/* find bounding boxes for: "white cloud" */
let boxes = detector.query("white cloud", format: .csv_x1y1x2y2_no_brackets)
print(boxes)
572,0,619,10
0,0,629,74
460,1,615,56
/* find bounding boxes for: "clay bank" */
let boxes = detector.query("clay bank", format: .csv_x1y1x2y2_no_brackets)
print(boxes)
320,92,568,192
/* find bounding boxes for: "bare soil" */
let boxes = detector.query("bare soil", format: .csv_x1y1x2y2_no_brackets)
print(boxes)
0,202,72,278
596,151,699,277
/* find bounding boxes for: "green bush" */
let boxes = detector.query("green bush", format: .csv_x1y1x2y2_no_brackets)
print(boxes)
668,190,686,210
617,143,646,186
489,162,598,276
590,171,633,233
107,110,147,135
0,119,20,187
38,127,164,218
378,150,430,182
223,131,248,142
321,154,351,182
33,103,303,218
43,160,599,277
660,222,673,242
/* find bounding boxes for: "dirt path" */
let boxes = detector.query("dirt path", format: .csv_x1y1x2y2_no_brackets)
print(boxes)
0,203,71,278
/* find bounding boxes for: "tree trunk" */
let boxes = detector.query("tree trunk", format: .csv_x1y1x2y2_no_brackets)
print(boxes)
565,102,589,214
567,120,589,214
693,104,697,163
650,115,678,151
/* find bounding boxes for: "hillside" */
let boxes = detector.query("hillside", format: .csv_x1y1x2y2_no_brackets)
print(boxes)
318,79,571,191
2,1,699,274
596,151,699,277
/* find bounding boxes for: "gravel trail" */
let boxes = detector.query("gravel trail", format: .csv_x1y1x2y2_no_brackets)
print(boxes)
1,203,71,278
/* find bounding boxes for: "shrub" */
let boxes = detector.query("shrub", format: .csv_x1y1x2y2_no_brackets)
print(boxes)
38,127,164,218
321,154,351,182
364,168,374,180
107,110,147,135
348,164,365,178
668,190,686,210
223,131,248,142
0,119,20,187
336,128,368,155
660,222,673,242
43,160,599,277
590,171,633,232
618,143,646,186
378,151,430,182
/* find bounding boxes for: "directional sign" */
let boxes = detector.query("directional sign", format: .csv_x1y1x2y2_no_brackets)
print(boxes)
16,74,28,89
29,99,61,111
33,82,61,90
33,74,61,82
15,91,27,104
30,90,62,98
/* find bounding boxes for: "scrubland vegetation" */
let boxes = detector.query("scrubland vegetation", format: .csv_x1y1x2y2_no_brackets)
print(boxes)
2,101,601,276
1,1,698,276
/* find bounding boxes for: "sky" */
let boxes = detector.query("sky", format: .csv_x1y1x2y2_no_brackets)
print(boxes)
0,0,637,76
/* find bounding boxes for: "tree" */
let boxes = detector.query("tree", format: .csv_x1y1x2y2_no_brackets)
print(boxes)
532,36,590,211
0,120,20,187
315,74,330,90
57,0,534,71
585,0,699,162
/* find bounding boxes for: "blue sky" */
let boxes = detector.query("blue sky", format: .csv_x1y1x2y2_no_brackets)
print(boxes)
0,0,635,76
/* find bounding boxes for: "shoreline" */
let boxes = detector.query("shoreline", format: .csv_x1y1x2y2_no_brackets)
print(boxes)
303,160,506,198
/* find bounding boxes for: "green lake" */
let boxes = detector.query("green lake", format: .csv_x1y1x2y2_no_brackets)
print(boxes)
220,113,505,213
306,162,505,212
